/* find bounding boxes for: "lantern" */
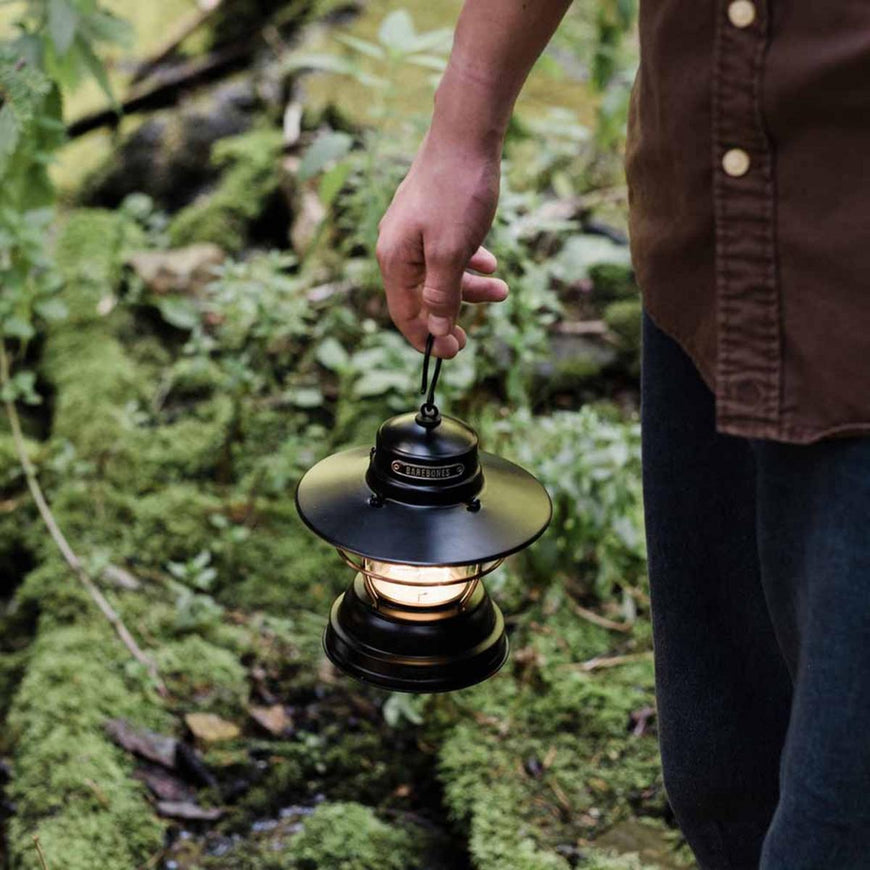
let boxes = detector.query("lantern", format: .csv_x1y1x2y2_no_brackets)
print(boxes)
295,339,551,692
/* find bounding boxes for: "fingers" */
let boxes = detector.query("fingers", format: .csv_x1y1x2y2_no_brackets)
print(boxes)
461,272,509,304
422,239,466,338
467,245,498,274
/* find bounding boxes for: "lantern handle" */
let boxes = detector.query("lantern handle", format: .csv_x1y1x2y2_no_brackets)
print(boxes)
417,333,442,427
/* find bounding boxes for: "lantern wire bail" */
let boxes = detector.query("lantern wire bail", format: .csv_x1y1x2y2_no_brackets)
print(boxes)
417,333,442,428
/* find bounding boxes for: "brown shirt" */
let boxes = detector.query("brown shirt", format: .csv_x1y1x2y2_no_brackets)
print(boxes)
625,0,870,444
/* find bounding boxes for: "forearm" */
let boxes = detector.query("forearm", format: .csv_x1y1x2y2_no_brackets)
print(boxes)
431,0,574,152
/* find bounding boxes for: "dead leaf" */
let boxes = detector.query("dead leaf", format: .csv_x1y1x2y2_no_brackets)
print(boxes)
134,763,194,802
105,719,178,769
102,564,141,591
249,704,292,737
126,244,225,296
184,713,240,744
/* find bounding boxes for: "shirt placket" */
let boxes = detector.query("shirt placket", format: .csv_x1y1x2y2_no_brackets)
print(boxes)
712,0,781,435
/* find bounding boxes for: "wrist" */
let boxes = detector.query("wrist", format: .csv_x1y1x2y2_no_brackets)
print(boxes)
430,63,512,158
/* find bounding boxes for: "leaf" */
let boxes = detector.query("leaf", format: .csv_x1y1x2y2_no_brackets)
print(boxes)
334,33,385,60
0,106,19,171
12,370,41,405
2,315,35,340
0,51,52,176
407,27,453,54
34,296,68,321
378,10,416,52
406,53,447,72
383,693,424,727
318,160,351,208
282,51,358,76
47,0,79,55
156,297,199,331
316,336,349,371
353,370,409,398
298,131,353,182
75,32,116,106
288,387,323,409
550,234,631,283
185,712,240,744
77,10,133,47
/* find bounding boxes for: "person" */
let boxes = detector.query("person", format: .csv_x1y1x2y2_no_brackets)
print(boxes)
376,2,870,868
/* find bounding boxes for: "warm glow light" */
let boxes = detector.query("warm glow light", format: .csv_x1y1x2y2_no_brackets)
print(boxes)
364,560,478,607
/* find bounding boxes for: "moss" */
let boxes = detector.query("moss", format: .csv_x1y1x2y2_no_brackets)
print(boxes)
589,263,637,304
154,634,248,712
217,510,339,614
42,326,143,460
604,299,642,375
53,209,145,323
286,802,423,870
168,129,286,252
430,588,661,870
125,484,223,564
5,619,166,870
0,432,39,490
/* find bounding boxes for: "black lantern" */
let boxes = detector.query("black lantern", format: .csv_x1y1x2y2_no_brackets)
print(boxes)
295,339,551,692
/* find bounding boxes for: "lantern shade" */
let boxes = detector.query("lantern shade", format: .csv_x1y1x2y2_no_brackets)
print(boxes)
295,446,551,567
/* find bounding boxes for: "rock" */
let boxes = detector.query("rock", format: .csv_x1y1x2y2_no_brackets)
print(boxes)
105,718,179,769
133,763,194,802
126,244,225,296
106,718,216,787
249,704,293,737
185,712,241,743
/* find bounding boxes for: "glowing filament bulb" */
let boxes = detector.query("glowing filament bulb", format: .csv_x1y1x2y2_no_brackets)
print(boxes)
364,560,478,607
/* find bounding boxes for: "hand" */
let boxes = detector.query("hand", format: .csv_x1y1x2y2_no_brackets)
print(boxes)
376,131,508,359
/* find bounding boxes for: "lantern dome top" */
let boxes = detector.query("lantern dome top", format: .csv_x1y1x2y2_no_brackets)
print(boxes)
295,409,551,567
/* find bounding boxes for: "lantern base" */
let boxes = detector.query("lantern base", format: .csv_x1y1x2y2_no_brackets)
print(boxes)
323,575,509,693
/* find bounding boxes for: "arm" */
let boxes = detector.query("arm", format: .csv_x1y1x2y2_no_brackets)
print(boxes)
377,0,574,358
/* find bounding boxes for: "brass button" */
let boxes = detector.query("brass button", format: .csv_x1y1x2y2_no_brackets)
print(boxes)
722,148,751,177
728,0,757,28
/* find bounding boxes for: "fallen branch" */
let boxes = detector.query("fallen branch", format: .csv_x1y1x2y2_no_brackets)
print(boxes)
32,837,49,870
571,601,634,634
66,42,252,139
0,345,166,696
576,651,653,673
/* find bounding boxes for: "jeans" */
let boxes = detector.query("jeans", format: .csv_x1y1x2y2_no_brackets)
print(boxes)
641,312,870,869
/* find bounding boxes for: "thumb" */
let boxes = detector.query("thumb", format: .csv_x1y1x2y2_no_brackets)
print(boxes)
422,241,466,337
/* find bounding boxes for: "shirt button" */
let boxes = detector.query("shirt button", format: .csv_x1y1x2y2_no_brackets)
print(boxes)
722,148,751,177
728,0,757,28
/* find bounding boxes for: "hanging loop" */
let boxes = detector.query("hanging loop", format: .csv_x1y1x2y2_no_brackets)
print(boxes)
417,334,443,428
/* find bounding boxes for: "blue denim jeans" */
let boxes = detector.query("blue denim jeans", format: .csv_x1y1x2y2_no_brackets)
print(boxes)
641,312,870,869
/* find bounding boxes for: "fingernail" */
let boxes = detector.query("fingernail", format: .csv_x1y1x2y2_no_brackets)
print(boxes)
429,316,451,337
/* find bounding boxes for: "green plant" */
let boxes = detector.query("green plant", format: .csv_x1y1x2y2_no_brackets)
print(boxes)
1,0,130,351
485,405,646,600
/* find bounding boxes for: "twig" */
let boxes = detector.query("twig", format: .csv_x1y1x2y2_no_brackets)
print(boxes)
32,836,49,870
576,651,653,672
0,345,166,696
570,601,634,634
